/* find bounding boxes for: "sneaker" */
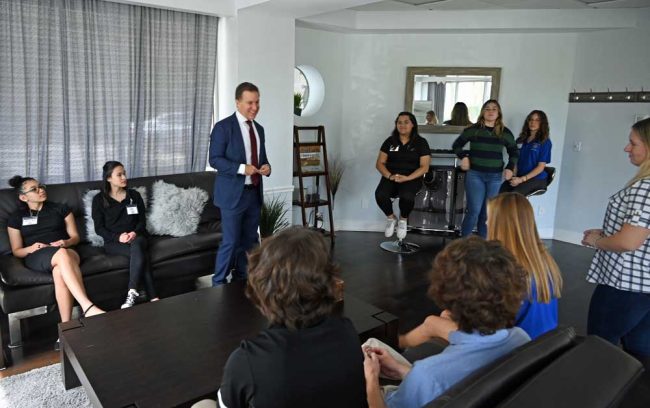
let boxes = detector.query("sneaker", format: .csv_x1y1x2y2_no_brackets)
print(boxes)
384,218,397,237
121,289,139,309
396,220,408,240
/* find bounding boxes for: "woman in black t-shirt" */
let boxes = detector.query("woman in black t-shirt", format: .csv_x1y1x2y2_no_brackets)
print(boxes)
375,112,431,240
92,161,158,309
7,176,104,326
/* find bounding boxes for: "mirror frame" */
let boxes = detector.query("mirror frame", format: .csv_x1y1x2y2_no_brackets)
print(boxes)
404,66,502,134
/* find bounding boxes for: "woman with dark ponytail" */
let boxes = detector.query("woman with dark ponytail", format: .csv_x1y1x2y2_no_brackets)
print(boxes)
91,161,158,308
7,176,104,343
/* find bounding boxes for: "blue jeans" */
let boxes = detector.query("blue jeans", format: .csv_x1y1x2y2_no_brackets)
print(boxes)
461,170,502,237
588,284,650,358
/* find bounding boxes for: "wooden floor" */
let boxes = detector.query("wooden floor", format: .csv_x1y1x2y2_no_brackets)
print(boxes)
2,231,648,406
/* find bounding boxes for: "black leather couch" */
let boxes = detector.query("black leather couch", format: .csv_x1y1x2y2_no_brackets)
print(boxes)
426,327,644,408
0,171,221,354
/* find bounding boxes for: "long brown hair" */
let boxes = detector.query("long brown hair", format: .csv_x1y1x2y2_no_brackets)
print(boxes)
517,110,550,144
476,99,505,136
627,117,650,187
487,193,562,303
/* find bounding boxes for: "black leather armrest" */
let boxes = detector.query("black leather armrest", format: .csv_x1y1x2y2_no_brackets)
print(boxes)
498,335,644,408
426,327,577,408
0,255,53,286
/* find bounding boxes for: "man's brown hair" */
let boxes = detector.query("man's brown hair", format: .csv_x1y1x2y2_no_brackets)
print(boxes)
428,236,527,335
235,82,259,100
246,226,338,330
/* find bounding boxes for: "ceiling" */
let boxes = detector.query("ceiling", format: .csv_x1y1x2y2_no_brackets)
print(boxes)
350,0,650,11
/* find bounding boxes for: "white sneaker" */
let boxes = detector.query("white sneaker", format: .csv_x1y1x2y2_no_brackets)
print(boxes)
121,289,139,309
396,220,408,240
384,218,397,237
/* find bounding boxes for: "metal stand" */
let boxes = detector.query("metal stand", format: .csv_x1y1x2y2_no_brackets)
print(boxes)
380,238,420,254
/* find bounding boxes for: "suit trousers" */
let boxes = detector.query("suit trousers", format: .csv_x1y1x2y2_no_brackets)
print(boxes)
212,189,261,286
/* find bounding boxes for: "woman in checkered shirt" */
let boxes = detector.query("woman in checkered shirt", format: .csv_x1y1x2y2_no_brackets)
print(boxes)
582,117,650,371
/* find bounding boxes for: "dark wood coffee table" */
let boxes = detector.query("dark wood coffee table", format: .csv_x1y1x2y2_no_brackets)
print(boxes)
59,282,398,407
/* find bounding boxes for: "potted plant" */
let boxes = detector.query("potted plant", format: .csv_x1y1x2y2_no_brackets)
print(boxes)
294,92,303,116
260,195,290,238
328,156,346,201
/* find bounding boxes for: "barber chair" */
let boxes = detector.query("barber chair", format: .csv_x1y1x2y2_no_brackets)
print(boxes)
527,166,556,197
379,198,420,254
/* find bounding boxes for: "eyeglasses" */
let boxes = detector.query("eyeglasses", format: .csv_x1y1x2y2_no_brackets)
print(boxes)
21,185,46,194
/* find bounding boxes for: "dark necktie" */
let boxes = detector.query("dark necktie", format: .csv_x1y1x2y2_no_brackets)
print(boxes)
246,120,260,186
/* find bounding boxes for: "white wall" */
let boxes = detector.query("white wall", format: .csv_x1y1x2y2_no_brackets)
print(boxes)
237,8,296,207
554,19,650,244
296,27,577,236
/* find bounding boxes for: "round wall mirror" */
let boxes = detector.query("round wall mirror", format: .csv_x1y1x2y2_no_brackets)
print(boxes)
294,65,324,117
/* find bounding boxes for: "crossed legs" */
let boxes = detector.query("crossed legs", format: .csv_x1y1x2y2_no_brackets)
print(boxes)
50,248,104,321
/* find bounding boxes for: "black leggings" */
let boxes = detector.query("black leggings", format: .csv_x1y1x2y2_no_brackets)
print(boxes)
499,178,548,196
375,177,422,218
105,236,157,298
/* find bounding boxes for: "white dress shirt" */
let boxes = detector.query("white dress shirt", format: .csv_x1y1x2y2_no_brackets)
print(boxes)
235,110,261,185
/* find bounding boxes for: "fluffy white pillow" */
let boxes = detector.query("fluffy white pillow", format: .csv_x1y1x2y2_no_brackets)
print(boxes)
147,180,209,237
83,187,148,247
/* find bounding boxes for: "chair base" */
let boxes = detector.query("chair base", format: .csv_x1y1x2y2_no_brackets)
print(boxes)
380,239,420,254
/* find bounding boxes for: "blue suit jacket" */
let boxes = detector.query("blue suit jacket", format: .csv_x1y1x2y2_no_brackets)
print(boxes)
209,113,269,210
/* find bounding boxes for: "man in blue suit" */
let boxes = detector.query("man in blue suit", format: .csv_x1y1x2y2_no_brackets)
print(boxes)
209,82,271,286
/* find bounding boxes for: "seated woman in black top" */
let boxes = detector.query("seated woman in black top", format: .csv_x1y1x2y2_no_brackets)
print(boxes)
91,161,158,309
375,112,431,240
218,227,368,408
7,176,104,326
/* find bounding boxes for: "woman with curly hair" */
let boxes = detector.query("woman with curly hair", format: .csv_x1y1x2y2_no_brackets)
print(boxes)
217,227,367,408
364,237,530,408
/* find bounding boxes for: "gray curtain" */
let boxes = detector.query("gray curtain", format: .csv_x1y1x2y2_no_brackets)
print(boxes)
0,0,218,183
433,82,445,121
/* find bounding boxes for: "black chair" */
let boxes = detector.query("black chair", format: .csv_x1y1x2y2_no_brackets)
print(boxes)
527,166,556,197
425,327,644,408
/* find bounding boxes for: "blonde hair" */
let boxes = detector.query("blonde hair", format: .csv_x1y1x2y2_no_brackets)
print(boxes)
477,99,505,137
627,118,650,187
487,193,562,303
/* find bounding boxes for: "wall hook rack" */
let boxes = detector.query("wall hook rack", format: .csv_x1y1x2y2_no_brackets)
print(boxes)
569,88,650,103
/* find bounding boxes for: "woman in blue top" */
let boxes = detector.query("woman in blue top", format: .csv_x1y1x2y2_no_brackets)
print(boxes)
500,110,552,196
487,192,563,339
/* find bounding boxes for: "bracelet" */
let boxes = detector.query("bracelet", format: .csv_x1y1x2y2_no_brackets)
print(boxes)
593,236,604,249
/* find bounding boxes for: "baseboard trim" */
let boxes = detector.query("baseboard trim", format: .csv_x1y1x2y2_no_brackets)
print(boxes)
263,185,294,196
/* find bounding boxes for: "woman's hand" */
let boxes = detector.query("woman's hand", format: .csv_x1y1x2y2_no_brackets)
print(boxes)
392,174,408,183
126,232,137,243
49,240,66,248
460,157,470,171
509,177,523,187
503,169,514,180
582,229,604,247
119,233,130,243
29,242,49,253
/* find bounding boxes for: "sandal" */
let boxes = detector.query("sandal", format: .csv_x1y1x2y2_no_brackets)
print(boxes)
83,303,97,317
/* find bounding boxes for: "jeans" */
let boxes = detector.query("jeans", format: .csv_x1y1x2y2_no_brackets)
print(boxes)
461,170,502,237
588,284,650,358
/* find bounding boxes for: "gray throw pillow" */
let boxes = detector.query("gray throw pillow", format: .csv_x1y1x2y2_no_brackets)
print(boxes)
147,180,209,237
83,187,148,247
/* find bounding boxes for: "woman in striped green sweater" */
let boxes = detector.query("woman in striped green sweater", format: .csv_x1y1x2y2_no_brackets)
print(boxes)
452,100,518,237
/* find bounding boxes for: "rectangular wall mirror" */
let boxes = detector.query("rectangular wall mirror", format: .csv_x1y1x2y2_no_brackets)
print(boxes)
405,67,502,134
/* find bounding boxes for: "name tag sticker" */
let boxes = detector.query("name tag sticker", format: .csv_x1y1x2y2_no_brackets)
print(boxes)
22,216,38,226
126,205,139,215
